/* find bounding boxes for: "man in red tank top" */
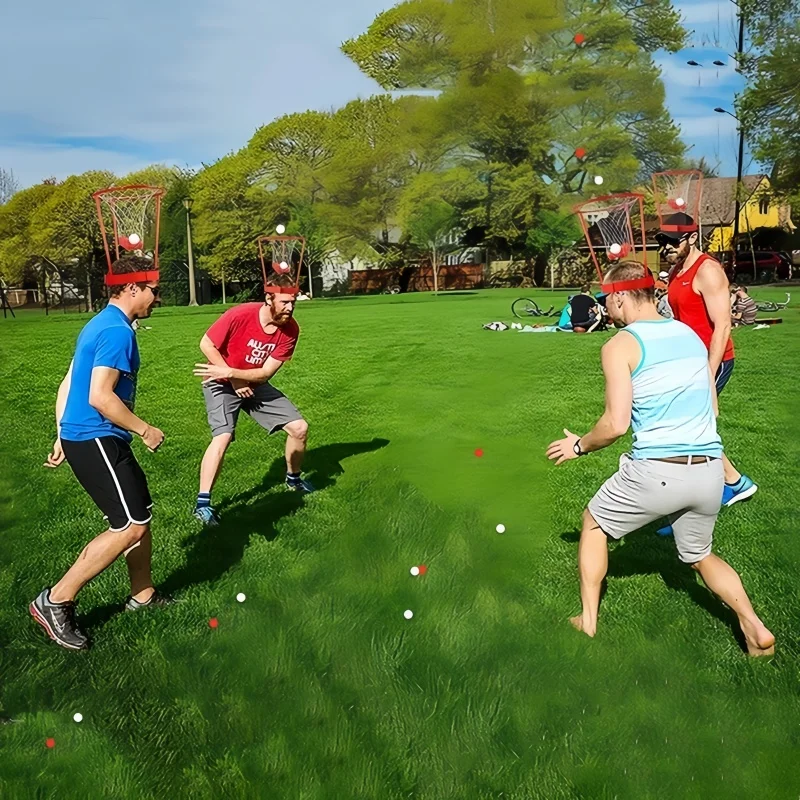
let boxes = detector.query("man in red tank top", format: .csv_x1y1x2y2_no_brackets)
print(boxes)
656,216,757,509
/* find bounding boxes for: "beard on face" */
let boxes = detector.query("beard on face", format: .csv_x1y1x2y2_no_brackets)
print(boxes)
272,309,293,326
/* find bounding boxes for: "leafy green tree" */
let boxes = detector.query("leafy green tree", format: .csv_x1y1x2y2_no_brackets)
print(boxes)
405,198,461,293
740,14,800,199
192,149,276,282
29,171,112,269
158,169,197,284
342,0,686,284
0,182,58,283
525,209,583,282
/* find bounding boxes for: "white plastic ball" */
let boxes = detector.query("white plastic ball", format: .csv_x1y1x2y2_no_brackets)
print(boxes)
594,176,604,185
675,197,686,208
404,609,414,620
73,713,83,723
236,592,246,603
276,224,286,234
128,233,141,246
279,261,289,271
410,566,420,576
609,243,622,255
496,524,506,534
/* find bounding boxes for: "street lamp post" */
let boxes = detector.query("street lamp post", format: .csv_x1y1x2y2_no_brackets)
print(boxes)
182,197,198,306
478,171,495,275
714,107,746,277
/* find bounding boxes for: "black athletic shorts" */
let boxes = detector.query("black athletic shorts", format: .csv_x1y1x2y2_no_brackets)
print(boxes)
61,436,152,531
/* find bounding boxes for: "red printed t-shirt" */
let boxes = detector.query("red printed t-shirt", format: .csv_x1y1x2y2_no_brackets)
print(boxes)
205,303,299,370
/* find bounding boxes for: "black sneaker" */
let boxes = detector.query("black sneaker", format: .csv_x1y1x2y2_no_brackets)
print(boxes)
29,589,90,651
124,591,175,611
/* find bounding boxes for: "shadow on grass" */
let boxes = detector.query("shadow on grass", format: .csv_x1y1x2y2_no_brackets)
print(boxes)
81,438,389,633
560,527,746,652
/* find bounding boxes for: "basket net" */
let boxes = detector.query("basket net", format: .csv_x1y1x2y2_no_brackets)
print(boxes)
257,235,305,293
574,194,648,279
651,170,703,233
93,185,165,278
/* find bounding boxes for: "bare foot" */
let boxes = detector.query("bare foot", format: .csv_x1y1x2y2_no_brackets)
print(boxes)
570,615,595,638
740,617,775,657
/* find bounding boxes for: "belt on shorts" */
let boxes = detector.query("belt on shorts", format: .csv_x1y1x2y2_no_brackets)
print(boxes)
653,455,720,465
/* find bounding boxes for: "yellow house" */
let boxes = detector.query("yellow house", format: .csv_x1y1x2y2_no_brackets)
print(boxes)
702,174,795,254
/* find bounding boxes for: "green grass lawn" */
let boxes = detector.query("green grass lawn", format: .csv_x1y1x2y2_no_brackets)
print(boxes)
1,288,799,799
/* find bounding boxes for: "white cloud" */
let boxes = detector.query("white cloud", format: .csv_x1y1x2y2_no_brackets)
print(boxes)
0,144,168,188
674,113,737,138
1,0,392,186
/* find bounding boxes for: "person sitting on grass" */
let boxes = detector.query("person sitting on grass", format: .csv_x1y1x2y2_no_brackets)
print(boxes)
730,285,758,327
569,284,602,333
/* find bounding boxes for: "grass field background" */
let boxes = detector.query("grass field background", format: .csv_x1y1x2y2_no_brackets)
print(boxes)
1,287,799,799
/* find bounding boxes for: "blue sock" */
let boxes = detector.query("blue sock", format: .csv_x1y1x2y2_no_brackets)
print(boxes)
196,492,211,509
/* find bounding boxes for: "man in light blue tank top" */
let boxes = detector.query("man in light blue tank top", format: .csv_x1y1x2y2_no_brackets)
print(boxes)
546,261,774,657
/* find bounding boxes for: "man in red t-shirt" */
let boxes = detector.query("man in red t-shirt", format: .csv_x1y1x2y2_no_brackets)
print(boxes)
656,217,757,511
191,274,312,524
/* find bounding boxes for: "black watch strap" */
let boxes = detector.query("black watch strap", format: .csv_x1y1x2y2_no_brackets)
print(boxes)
573,439,586,457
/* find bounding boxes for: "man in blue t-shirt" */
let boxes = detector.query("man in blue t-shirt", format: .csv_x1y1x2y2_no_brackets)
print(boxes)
30,256,168,651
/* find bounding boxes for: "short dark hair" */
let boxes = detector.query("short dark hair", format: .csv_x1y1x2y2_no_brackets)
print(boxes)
603,260,655,303
581,283,591,294
108,255,154,298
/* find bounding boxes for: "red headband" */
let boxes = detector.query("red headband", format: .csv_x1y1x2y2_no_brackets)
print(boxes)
105,270,160,286
264,284,300,296
601,272,655,294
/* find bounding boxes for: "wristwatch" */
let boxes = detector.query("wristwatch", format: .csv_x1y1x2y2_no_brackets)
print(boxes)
573,439,587,457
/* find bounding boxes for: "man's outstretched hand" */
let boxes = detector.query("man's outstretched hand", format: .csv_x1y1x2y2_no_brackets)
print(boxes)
546,429,581,466
194,363,232,382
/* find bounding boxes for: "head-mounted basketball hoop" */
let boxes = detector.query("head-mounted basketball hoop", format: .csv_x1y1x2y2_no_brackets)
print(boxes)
93,185,164,287
258,234,305,296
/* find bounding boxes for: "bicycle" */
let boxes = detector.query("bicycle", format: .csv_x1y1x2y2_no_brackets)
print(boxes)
754,293,790,312
511,297,556,319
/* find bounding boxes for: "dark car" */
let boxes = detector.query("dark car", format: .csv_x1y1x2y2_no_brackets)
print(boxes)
725,250,792,283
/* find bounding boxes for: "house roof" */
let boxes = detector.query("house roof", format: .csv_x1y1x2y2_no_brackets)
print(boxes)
700,175,766,226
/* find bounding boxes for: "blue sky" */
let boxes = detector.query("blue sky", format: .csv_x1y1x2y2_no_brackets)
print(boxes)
0,0,753,188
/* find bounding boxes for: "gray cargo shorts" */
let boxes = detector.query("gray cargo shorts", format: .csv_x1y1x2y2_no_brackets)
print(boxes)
588,454,724,564
202,380,303,440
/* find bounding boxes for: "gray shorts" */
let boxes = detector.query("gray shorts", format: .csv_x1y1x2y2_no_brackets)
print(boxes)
202,380,303,440
588,455,724,564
